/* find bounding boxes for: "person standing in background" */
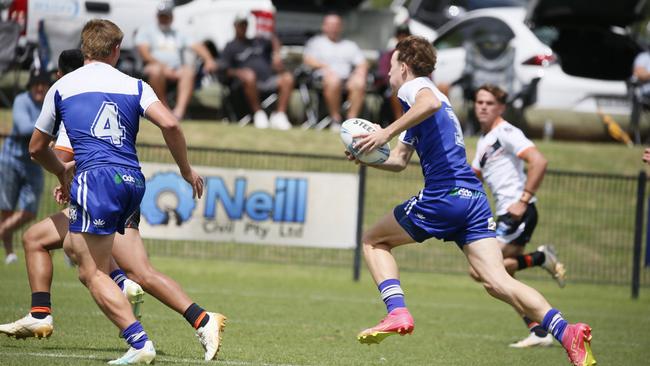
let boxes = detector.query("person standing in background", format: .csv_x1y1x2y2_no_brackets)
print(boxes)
0,69,51,264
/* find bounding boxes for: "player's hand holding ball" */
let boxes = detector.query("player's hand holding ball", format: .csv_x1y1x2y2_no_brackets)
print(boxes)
340,118,390,165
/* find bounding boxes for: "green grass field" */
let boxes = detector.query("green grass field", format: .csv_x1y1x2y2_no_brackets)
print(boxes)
1,109,649,364
1,257,649,365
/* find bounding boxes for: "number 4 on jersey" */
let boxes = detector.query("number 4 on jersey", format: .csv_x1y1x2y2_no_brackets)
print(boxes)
91,102,126,146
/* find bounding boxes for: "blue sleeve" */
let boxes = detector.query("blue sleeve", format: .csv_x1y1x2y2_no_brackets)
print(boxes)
12,94,36,137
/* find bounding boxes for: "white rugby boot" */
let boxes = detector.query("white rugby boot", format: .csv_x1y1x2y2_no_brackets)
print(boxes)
196,312,227,360
538,245,566,288
108,340,156,365
0,313,53,339
509,332,554,348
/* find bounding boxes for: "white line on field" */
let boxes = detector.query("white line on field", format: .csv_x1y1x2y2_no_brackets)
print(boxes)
0,351,306,366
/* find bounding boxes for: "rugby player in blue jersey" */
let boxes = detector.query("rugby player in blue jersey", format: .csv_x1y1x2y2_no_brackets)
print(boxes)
28,20,204,364
1,49,226,363
348,36,595,366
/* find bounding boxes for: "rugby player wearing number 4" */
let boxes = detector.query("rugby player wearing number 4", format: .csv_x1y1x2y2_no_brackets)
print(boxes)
0,49,226,362
1,49,145,338
470,84,567,348
28,20,209,364
348,36,595,366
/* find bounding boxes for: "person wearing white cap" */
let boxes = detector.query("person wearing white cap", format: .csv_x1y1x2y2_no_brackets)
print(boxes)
135,0,218,120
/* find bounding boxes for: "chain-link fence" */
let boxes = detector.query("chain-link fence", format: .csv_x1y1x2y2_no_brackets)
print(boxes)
2,136,647,288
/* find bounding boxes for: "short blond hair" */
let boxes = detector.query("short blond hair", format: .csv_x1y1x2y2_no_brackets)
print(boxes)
81,19,123,60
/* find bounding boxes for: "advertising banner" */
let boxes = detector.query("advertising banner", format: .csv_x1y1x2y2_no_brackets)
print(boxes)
139,163,359,249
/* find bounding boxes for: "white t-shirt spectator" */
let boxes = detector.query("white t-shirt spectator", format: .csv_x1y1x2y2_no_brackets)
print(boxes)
134,24,193,69
472,120,536,215
304,35,365,79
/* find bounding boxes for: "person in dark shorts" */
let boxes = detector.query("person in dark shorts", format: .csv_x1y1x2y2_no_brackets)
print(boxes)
471,84,566,348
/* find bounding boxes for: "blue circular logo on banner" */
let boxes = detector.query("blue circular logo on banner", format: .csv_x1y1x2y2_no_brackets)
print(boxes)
141,172,196,226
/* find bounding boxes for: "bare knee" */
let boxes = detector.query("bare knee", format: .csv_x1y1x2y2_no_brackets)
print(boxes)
361,232,389,255
280,72,294,87
145,63,164,78
22,228,41,253
346,76,365,93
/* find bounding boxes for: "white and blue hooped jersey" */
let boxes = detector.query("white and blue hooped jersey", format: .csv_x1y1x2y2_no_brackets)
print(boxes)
397,77,483,191
35,62,159,172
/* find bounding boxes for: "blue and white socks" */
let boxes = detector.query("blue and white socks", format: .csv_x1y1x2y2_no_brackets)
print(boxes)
378,279,406,313
110,269,128,291
122,321,149,350
542,308,568,342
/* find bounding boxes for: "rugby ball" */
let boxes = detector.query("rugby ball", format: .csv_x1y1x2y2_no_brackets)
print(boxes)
340,118,390,164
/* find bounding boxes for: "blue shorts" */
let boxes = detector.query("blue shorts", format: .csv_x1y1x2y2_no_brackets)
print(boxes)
393,186,496,248
69,166,145,235
0,158,43,214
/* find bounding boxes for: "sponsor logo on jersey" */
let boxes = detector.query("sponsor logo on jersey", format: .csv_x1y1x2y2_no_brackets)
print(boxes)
93,218,106,228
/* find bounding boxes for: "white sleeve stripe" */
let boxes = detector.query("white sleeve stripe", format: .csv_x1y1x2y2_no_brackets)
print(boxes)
34,125,56,137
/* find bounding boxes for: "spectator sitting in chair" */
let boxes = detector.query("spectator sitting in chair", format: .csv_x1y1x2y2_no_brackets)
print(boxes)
134,0,217,120
303,13,368,131
221,13,293,130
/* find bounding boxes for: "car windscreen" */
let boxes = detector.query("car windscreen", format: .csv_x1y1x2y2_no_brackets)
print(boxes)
433,17,515,52
410,0,528,29
531,25,642,80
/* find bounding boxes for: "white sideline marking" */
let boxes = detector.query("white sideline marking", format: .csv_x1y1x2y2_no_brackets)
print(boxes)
0,351,305,366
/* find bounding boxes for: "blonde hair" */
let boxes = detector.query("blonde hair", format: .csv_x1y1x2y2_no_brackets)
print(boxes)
81,19,123,60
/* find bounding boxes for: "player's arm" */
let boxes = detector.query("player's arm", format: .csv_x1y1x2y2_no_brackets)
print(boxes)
54,146,73,163
355,88,441,154
518,146,547,202
345,141,414,172
506,145,547,220
30,86,76,196
29,129,75,192
145,101,203,198
373,141,414,172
